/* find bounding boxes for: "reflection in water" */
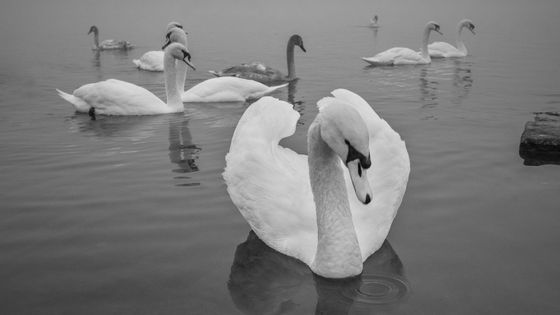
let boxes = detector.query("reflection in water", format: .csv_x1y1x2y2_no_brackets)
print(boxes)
228,231,408,315
419,67,438,109
168,116,201,186
92,50,101,68
451,59,473,104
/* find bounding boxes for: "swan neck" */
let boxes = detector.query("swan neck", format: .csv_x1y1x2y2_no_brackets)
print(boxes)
456,25,467,54
175,61,187,95
421,27,431,59
307,122,363,278
286,39,296,79
93,31,99,49
164,54,183,110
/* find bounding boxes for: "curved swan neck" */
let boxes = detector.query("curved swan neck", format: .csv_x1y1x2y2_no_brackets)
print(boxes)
420,26,432,60
92,30,99,49
307,122,363,278
286,38,297,79
163,53,183,110
456,24,468,55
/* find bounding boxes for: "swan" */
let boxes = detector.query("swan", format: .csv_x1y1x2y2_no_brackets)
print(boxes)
88,25,134,51
133,23,188,72
362,21,442,66
56,43,195,118
223,89,410,278
428,19,475,58
181,77,288,103
370,15,380,28
209,34,306,84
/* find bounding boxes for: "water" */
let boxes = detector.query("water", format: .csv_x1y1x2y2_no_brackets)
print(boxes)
1,0,560,314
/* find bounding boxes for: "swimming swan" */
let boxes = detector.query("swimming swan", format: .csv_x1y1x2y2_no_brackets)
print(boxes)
209,34,306,84
428,19,475,58
181,77,288,103
223,89,410,278
362,21,442,66
133,22,187,72
88,25,134,51
56,43,195,118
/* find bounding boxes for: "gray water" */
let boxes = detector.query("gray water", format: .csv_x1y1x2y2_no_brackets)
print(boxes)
1,0,560,314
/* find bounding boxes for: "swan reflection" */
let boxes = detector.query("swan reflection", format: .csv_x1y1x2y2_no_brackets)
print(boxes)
451,59,473,104
168,116,201,186
228,231,409,315
419,67,439,109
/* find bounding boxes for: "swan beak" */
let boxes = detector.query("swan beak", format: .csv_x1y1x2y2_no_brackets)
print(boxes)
347,159,373,205
300,44,307,53
436,29,443,35
162,40,171,50
182,58,196,71
470,28,476,35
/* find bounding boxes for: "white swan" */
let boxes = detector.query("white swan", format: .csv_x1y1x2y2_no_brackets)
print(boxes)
223,89,410,278
181,77,288,103
370,15,380,28
362,21,442,66
88,25,134,51
56,43,195,118
133,22,187,72
209,34,306,84
428,19,475,58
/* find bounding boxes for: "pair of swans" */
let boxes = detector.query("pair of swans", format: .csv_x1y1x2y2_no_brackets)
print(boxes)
88,25,134,51
58,29,287,117
209,34,306,84
362,19,475,66
224,89,410,278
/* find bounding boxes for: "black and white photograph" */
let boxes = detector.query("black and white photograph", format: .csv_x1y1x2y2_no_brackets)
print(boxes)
1,0,559,314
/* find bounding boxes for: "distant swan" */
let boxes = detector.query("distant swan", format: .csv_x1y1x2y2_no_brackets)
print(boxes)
56,43,195,118
223,89,410,278
209,34,306,84
362,21,442,66
88,25,134,51
428,19,475,58
133,22,187,72
370,15,380,28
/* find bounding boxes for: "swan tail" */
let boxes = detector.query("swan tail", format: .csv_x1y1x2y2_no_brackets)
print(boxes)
56,89,90,113
208,70,222,77
249,83,289,100
132,59,141,68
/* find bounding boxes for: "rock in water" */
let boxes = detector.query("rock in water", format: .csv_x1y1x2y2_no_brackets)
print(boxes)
519,112,560,166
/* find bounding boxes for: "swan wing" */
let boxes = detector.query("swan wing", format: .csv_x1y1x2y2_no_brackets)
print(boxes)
319,89,410,261
224,97,318,266
211,63,285,84
73,79,167,115
182,77,287,103
133,51,164,71
428,41,462,58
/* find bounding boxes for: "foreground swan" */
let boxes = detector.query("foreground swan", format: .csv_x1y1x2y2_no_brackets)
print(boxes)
56,43,195,118
428,19,476,58
133,22,187,72
88,25,133,51
223,89,410,278
362,21,442,66
209,34,306,84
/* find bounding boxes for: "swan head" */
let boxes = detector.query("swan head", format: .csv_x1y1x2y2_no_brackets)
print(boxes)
165,42,196,71
318,102,372,205
162,27,188,50
290,34,306,53
166,21,183,32
426,21,443,35
460,19,476,35
87,25,98,35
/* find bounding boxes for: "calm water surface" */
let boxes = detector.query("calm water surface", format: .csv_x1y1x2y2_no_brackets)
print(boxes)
1,0,559,314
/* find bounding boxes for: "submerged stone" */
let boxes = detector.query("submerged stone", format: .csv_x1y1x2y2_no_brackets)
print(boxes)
519,112,560,166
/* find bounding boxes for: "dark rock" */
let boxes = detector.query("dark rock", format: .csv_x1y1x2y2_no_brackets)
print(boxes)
519,112,560,166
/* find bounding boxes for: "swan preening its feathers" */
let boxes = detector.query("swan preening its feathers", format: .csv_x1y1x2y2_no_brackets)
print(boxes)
88,25,134,51
428,19,476,58
223,89,410,278
209,34,306,84
362,21,442,66
57,43,195,117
